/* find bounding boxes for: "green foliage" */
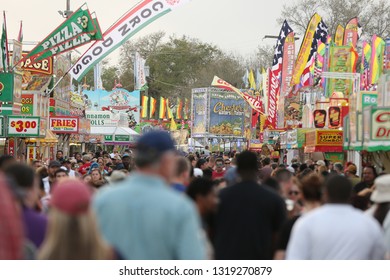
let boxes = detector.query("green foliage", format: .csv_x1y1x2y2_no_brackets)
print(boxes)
118,32,245,99
278,0,390,39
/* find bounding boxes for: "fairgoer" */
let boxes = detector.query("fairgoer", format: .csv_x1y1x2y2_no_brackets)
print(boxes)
93,131,205,260
286,175,386,260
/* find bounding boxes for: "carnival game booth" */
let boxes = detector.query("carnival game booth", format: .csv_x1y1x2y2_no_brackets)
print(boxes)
304,129,344,163
358,73,390,171
191,87,248,152
90,126,139,152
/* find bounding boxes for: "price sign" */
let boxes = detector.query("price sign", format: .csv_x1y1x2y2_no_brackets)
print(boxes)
7,116,40,137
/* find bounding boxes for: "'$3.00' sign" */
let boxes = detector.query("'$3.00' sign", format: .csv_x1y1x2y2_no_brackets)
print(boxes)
8,117,40,137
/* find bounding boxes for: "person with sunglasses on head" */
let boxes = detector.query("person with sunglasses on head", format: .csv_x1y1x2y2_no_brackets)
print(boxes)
212,158,226,181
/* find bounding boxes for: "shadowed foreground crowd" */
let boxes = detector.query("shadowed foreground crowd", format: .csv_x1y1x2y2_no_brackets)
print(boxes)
0,131,389,260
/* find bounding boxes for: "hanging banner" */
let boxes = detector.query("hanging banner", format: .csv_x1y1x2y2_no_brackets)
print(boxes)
211,76,263,113
313,109,327,128
291,13,322,85
70,0,192,81
282,32,295,128
32,16,103,63
7,116,40,137
24,5,97,62
191,91,207,135
343,17,359,47
12,40,23,73
334,24,344,46
326,45,354,97
135,52,147,90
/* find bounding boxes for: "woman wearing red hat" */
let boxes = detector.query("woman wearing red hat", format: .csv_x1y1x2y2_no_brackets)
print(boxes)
38,179,116,259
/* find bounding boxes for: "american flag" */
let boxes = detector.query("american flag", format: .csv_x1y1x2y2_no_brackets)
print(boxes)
300,20,328,87
272,20,293,75
266,20,293,129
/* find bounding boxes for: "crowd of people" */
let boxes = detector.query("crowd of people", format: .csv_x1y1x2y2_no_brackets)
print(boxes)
0,130,390,260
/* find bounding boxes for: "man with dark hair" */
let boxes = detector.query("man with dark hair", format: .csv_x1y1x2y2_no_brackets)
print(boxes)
286,175,386,259
274,168,294,199
56,150,64,163
0,155,16,171
202,157,214,180
172,156,191,193
259,157,272,181
42,160,61,195
187,177,217,259
4,163,47,249
186,178,217,219
333,162,344,175
215,151,286,260
54,168,69,183
354,166,377,193
212,157,225,180
93,131,205,260
121,154,133,172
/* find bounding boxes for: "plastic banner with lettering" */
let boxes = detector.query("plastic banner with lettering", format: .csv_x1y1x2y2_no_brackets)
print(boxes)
70,0,192,81
24,5,97,62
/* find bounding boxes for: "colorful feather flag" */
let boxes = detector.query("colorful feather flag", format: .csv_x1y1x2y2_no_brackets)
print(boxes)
141,95,149,118
291,13,322,86
176,98,183,120
166,99,173,119
334,24,344,46
170,117,177,131
149,97,157,119
343,17,359,47
248,69,256,89
370,35,385,84
300,19,328,88
183,98,189,120
159,97,166,119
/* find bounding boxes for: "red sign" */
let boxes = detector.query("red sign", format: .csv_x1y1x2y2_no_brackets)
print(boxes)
49,117,79,134
314,110,327,128
328,107,341,128
8,138,15,156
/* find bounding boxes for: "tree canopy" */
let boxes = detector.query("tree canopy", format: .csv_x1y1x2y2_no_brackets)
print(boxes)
278,0,390,39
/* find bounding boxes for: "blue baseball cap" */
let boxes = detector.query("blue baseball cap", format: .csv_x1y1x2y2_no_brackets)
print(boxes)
137,131,175,155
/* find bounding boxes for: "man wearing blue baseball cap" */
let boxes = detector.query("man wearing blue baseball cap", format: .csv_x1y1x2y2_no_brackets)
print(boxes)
93,131,206,260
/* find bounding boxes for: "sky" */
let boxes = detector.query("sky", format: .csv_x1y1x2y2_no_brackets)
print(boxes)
2,0,288,64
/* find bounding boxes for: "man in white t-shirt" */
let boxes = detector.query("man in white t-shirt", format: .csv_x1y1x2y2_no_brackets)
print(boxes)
286,175,386,260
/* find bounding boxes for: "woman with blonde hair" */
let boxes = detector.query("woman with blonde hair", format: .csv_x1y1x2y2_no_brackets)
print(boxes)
38,179,116,260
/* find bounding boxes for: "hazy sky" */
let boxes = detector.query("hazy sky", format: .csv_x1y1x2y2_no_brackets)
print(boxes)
2,0,288,63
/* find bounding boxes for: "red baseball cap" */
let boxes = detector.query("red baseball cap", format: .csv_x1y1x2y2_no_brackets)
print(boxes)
51,179,92,216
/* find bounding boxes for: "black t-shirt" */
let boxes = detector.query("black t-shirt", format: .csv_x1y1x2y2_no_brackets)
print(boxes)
276,215,300,251
353,181,370,193
215,180,287,260
203,167,213,179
